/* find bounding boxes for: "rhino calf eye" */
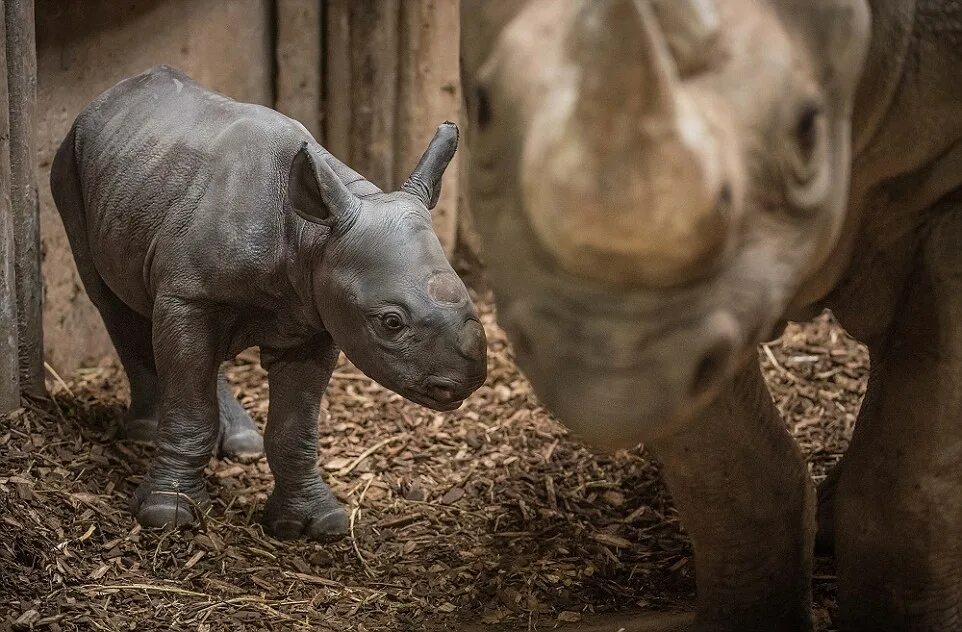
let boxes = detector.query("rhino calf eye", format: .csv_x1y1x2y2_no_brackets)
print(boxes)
382,313,404,331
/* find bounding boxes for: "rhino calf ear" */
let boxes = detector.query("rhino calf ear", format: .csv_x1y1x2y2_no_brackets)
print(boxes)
288,142,359,226
401,121,459,209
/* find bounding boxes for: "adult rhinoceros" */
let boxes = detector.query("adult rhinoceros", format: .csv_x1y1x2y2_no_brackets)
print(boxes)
461,1,962,630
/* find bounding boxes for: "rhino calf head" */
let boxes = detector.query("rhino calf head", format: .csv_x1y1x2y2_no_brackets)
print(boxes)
462,0,869,447
291,123,487,410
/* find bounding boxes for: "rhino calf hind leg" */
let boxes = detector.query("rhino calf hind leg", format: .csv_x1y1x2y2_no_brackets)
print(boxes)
835,212,962,631
651,361,815,632
123,369,263,460
261,338,349,541
87,290,159,444
215,370,264,460
50,142,161,444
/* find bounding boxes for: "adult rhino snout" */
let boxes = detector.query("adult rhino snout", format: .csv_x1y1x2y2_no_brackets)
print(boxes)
504,303,740,449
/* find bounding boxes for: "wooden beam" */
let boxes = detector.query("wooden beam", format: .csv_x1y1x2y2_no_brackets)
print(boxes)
275,0,323,140
323,0,352,161
324,0,399,190
396,0,461,256
5,0,44,397
0,3,21,413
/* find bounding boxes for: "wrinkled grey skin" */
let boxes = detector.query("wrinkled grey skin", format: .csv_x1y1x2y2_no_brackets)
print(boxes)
51,66,486,540
462,1,962,630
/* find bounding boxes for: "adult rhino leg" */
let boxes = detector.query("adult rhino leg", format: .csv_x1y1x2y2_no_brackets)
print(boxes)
215,369,263,460
835,212,962,631
130,297,221,528
649,359,815,632
814,460,842,555
261,336,348,541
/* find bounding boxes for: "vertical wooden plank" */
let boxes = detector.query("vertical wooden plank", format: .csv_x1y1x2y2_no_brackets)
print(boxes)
0,3,21,413
324,0,352,161
5,0,44,397
346,0,399,190
396,0,461,256
456,141,484,263
275,0,323,140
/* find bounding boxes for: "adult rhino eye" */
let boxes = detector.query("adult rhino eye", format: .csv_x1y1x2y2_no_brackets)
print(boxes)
795,104,822,163
789,102,827,187
475,85,492,130
783,100,831,209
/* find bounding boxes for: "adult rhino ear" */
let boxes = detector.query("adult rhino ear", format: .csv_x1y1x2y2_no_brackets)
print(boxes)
288,142,360,226
401,121,458,210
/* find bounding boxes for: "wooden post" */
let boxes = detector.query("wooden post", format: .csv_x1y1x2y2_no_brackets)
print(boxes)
396,0,462,257
323,0,461,254
0,3,21,413
5,0,44,397
323,0,399,191
275,0,323,140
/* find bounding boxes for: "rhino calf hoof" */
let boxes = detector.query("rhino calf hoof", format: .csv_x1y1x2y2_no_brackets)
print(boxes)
264,496,349,542
124,415,158,444
219,428,265,461
131,482,210,529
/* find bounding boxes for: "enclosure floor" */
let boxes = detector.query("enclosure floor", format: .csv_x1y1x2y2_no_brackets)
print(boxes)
1,297,864,631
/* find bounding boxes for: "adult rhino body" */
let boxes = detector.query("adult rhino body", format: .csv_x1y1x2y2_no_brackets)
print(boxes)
51,65,486,538
462,1,962,629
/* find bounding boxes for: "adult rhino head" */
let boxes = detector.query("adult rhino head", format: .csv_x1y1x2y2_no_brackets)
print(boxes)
461,0,869,448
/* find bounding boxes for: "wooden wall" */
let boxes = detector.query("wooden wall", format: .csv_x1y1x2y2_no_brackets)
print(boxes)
275,0,463,256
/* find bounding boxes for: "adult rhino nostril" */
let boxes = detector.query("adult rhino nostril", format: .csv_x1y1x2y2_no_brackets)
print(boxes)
689,338,734,398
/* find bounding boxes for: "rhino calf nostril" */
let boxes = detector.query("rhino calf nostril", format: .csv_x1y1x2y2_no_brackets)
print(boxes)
459,320,487,359
432,385,455,401
689,339,733,397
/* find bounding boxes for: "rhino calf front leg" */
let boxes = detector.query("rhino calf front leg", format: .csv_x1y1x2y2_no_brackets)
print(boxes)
131,297,222,527
650,361,815,632
261,337,348,541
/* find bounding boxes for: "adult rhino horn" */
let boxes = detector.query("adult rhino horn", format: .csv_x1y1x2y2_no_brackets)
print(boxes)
522,0,732,287
650,0,721,76
572,0,681,125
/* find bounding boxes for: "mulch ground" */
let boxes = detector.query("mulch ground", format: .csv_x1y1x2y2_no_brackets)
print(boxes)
0,288,867,631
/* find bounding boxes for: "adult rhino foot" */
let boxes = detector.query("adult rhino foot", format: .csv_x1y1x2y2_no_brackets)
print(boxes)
130,477,211,529
263,488,349,542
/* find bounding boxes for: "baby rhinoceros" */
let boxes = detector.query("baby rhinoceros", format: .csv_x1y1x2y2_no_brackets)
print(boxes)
50,65,487,539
